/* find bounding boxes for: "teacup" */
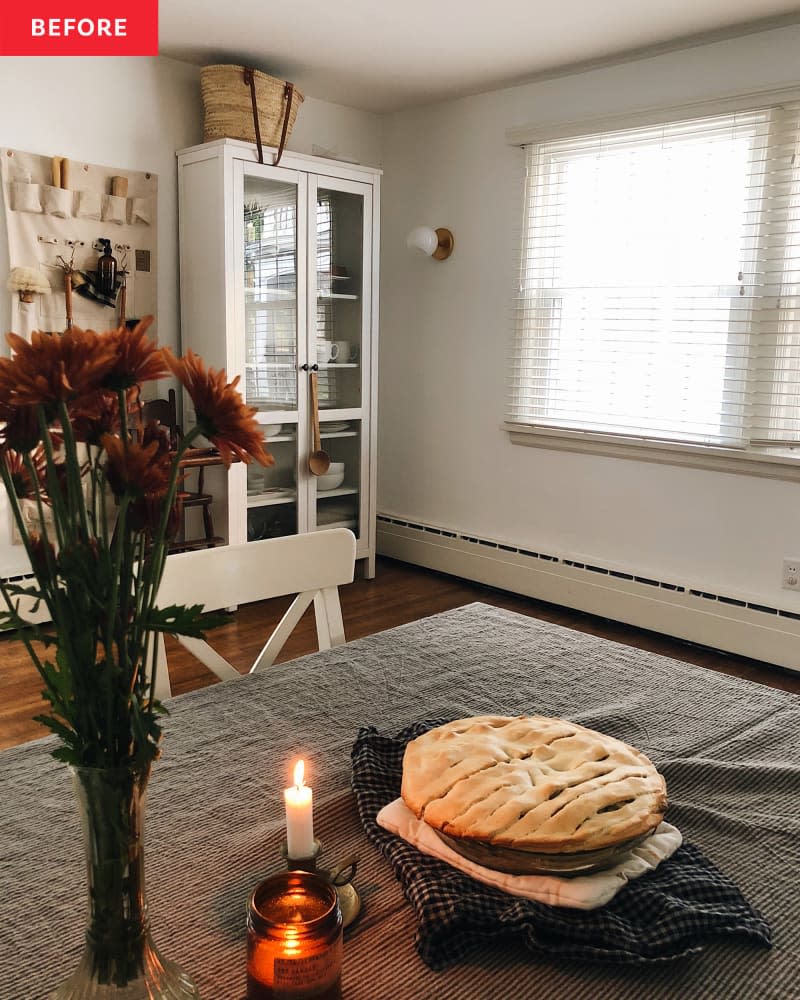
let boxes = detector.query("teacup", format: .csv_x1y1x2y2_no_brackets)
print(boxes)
320,341,338,363
330,340,359,363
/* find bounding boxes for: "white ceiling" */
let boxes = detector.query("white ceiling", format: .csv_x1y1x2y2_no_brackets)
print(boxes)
160,1,800,113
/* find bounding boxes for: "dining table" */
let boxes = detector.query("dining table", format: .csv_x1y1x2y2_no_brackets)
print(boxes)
1,602,798,999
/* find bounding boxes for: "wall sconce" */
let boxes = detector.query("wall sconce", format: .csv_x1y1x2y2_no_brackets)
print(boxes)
406,225,454,261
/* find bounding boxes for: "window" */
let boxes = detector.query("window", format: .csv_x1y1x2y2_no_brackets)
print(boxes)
508,102,800,456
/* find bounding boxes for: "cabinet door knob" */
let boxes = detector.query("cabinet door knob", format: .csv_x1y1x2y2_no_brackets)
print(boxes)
300,363,310,371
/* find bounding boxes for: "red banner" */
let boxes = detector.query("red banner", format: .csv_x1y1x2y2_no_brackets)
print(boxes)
0,0,158,56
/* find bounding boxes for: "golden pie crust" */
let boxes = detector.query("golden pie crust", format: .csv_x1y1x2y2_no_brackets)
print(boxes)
401,715,667,854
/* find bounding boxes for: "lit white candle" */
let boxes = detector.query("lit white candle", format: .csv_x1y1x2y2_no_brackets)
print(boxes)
284,759,315,858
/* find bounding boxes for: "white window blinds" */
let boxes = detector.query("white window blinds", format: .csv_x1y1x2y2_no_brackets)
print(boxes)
508,102,800,450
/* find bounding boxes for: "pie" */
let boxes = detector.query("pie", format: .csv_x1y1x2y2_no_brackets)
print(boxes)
401,715,667,854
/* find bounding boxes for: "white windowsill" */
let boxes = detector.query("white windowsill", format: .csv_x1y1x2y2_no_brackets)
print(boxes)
504,422,800,482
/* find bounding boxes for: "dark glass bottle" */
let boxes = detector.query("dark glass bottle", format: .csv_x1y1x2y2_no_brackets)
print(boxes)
96,239,117,296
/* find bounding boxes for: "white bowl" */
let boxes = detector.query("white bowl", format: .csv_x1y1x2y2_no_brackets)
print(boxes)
317,462,345,491
262,423,282,438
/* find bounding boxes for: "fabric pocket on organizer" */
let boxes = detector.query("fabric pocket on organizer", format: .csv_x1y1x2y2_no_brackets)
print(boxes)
129,196,151,225
10,182,42,213
102,194,126,225
41,185,73,218
76,189,102,221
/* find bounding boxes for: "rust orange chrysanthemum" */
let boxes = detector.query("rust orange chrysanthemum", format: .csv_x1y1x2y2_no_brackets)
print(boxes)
69,390,123,447
102,317,169,391
0,402,42,452
102,436,172,499
162,349,273,468
0,327,117,409
129,494,182,539
140,419,172,458
2,446,47,501
27,531,57,577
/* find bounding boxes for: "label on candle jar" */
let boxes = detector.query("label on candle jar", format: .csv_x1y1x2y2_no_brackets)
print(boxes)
272,938,342,999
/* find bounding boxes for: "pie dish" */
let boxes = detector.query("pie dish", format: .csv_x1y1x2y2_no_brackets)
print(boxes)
434,828,656,876
401,715,667,856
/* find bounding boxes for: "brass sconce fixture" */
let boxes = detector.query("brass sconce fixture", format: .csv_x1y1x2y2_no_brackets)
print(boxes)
406,226,455,261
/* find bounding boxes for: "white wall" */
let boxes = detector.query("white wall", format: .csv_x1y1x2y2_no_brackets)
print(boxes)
289,95,383,168
378,24,800,617
0,55,201,356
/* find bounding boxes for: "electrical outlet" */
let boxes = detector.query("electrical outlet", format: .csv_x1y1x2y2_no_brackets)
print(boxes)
782,558,800,590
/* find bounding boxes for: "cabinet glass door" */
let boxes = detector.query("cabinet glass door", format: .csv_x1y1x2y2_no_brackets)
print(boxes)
243,172,303,542
309,178,371,542
243,175,299,411
314,186,366,411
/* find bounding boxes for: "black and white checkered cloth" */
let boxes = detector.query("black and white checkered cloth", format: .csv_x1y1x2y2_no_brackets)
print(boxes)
351,719,772,972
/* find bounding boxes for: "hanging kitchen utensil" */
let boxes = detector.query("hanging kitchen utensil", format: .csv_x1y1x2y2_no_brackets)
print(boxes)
117,273,127,327
308,371,331,476
64,271,73,329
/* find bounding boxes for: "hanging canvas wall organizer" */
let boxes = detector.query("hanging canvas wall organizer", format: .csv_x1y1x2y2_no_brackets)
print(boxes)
0,148,158,341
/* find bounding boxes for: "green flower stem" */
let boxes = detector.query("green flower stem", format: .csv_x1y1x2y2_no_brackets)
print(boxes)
0,460,57,622
20,451,88,710
72,765,150,987
133,425,201,707
0,578,50,687
113,391,134,696
57,400,90,544
28,415,104,757
24,449,62,556
35,409,68,551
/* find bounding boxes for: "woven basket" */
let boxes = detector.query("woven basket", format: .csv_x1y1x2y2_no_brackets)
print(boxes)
201,64,304,149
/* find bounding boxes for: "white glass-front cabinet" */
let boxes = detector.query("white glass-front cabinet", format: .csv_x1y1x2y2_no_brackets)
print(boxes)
177,139,381,576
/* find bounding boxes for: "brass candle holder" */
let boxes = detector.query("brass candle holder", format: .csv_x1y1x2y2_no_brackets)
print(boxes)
280,838,362,929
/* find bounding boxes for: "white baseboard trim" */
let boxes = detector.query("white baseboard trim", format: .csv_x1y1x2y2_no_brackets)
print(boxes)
376,515,800,672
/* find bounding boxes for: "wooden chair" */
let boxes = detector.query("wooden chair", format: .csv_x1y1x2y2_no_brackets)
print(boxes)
142,390,221,551
151,528,357,699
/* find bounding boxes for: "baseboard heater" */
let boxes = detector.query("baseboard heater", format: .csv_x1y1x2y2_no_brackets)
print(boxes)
376,514,800,673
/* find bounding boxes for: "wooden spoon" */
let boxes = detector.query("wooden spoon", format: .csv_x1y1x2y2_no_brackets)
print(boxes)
308,371,331,476
64,271,73,330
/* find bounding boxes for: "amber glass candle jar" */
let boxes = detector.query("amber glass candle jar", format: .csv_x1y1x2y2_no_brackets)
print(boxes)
247,871,343,1000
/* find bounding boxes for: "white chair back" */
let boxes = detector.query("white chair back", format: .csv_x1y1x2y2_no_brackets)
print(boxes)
152,528,356,698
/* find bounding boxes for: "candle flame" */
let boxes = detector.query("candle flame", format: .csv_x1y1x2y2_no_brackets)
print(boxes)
293,759,305,788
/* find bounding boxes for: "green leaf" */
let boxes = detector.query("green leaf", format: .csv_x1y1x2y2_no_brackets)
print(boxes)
142,603,233,639
50,745,81,765
33,713,76,745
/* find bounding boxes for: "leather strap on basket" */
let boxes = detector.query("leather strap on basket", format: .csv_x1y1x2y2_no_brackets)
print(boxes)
243,68,295,167
275,83,294,167
243,67,264,164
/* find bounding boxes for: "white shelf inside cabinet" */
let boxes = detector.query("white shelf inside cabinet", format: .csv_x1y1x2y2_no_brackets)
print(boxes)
263,434,294,443
245,363,296,370
245,289,296,301
317,363,359,370
319,431,358,439
317,407,362,417
318,292,358,301
247,490,297,508
316,486,358,499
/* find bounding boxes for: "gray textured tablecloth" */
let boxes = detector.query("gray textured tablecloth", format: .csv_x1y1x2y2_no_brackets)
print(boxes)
1,603,799,1000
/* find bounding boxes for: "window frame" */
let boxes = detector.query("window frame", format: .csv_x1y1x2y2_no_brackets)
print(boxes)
505,85,800,480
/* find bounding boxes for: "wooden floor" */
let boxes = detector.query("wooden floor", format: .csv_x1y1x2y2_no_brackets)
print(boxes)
2,556,798,750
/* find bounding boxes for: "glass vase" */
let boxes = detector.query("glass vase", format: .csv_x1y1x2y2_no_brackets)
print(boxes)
54,765,199,1000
